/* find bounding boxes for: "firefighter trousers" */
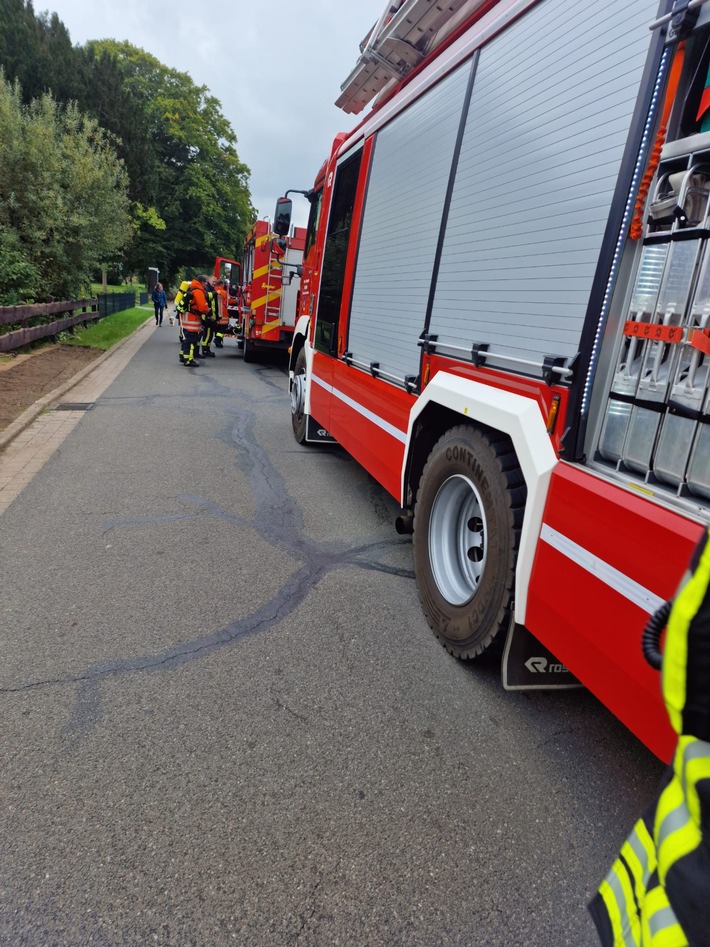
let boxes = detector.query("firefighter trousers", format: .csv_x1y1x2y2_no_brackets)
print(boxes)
201,321,215,352
181,330,202,365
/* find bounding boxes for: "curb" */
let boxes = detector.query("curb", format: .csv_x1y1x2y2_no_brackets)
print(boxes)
0,319,154,452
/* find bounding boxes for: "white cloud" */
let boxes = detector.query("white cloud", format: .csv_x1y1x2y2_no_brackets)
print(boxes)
41,0,387,229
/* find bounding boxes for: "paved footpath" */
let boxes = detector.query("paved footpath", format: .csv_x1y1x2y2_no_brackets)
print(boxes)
0,318,154,515
0,318,664,947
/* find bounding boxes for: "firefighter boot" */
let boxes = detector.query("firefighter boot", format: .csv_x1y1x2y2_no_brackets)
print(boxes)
202,347,216,358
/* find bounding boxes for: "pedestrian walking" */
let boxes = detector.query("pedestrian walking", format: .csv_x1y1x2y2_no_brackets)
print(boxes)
152,283,167,325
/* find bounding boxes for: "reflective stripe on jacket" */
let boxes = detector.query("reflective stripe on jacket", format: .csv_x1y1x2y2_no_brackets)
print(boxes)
204,285,219,323
179,308,203,333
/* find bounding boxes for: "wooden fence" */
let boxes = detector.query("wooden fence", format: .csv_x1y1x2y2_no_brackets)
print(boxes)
0,299,98,354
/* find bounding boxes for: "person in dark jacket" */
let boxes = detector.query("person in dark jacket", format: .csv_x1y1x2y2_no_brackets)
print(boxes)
152,283,167,325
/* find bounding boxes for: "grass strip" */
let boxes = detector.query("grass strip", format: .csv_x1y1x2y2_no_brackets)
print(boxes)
63,307,152,351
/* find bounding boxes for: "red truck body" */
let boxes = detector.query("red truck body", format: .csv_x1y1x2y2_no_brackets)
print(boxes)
284,0,710,760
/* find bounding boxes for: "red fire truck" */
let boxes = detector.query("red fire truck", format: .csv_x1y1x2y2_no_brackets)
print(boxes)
239,219,306,362
279,0,710,760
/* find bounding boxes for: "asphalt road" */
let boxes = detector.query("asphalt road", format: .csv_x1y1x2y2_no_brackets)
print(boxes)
0,324,664,946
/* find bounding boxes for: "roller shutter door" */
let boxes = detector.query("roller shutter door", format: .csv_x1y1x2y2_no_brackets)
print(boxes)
346,60,472,381
428,0,659,372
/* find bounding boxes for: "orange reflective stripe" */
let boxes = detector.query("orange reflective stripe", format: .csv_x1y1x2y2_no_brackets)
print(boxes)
179,310,202,332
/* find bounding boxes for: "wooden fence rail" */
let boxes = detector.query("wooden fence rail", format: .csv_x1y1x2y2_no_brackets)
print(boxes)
0,299,98,354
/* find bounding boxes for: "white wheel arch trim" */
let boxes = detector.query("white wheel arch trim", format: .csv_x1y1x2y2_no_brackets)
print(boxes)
289,319,313,412
405,372,558,624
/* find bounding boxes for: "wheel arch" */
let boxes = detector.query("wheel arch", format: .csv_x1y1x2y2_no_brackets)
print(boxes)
403,372,559,624
288,316,311,382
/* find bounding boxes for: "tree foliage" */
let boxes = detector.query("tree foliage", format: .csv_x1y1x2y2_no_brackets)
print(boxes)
0,70,132,303
82,40,254,280
0,0,79,104
0,2,255,299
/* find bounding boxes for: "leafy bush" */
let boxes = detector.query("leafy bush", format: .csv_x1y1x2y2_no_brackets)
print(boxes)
0,69,132,305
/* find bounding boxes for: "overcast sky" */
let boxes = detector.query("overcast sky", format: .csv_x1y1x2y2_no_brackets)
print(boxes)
41,0,389,228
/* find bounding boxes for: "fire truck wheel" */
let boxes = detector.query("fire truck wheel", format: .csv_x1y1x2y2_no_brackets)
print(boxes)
413,425,524,659
243,336,253,363
291,348,308,444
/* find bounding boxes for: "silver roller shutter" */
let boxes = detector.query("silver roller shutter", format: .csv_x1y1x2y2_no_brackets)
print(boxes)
429,0,659,373
346,60,472,381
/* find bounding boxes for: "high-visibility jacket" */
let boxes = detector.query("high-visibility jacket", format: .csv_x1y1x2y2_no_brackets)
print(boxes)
178,279,209,334
589,529,710,947
205,285,219,323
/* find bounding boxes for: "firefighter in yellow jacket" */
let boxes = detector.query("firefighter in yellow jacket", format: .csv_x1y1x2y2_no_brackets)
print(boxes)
174,279,189,356
177,275,210,368
589,528,710,947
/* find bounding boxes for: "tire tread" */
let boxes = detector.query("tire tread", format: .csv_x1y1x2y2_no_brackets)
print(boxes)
414,424,526,660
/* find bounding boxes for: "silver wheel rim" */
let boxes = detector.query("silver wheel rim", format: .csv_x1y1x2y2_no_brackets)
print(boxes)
291,370,306,420
429,474,487,606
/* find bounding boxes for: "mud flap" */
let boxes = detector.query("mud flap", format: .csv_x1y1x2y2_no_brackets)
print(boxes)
502,620,582,690
306,415,337,444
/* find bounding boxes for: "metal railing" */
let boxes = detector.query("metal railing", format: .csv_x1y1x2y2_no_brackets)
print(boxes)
96,292,137,318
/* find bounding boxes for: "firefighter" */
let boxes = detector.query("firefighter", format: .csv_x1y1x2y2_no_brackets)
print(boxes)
178,275,210,367
174,279,190,359
589,528,710,947
200,276,218,358
213,279,229,348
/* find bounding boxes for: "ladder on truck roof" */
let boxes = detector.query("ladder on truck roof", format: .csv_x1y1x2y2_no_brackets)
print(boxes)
335,0,489,115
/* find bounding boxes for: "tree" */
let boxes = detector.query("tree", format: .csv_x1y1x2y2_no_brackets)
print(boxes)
0,7,255,290
0,70,132,303
85,41,255,282
0,1,81,104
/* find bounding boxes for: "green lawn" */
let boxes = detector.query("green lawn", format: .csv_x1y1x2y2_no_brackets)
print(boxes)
64,307,152,350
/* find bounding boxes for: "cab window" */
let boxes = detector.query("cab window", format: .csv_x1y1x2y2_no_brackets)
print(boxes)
315,151,362,355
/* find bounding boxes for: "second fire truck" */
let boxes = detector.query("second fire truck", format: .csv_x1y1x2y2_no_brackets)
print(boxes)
239,219,306,361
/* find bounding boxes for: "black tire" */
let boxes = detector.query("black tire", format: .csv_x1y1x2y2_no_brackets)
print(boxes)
412,425,525,658
243,336,253,363
290,348,308,444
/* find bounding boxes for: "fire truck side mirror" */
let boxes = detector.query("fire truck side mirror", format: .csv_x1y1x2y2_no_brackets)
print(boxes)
273,197,292,236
